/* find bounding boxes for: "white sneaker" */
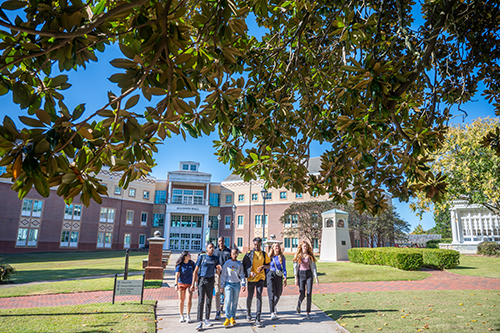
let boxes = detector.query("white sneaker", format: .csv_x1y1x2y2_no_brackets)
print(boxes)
186,315,192,323
305,313,312,320
196,322,203,331
179,315,185,323
270,312,277,320
204,319,213,327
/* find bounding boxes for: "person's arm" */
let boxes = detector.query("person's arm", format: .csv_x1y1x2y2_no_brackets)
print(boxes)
282,257,288,287
311,260,319,285
242,252,251,278
257,253,271,272
293,261,299,286
190,266,199,291
174,271,180,291
219,262,227,292
238,263,247,291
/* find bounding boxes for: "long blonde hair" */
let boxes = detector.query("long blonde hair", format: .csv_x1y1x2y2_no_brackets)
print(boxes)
268,243,284,265
293,241,316,263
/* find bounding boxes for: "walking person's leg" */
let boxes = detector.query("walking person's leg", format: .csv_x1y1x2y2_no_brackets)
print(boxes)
186,287,193,322
205,276,215,321
267,272,276,314
178,288,186,322
297,271,306,313
246,281,255,320
197,278,206,323
231,283,241,320
306,270,313,314
224,284,233,320
214,272,221,319
275,275,283,310
255,280,264,321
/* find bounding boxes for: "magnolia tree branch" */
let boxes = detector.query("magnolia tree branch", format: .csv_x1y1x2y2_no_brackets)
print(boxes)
0,0,149,38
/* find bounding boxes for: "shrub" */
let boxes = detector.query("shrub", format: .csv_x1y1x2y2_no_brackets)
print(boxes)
348,248,423,271
418,249,460,269
0,258,16,283
477,242,500,256
426,238,452,248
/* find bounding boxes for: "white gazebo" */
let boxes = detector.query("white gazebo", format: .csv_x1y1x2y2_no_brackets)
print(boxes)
319,209,351,262
441,200,500,253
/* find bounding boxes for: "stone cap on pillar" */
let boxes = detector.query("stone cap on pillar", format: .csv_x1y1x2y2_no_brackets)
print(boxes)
148,230,166,244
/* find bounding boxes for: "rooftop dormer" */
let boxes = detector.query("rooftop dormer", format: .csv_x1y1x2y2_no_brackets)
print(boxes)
179,161,199,172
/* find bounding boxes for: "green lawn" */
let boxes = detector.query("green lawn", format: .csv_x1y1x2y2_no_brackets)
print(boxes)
314,290,500,333
448,255,500,279
0,301,156,333
1,251,149,283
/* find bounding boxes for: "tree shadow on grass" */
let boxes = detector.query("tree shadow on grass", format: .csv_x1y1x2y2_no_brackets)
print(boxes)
449,266,476,270
324,308,397,321
0,311,149,317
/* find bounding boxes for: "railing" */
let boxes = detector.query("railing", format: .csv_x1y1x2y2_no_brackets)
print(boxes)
166,198,209,205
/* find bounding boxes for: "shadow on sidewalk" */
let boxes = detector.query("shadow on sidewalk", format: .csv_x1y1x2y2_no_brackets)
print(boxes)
323,308,397,321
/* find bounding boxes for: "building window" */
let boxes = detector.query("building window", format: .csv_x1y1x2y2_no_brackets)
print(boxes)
238,194,244,202
124,234,131,248
237,215,244,229
143,191,150,199
284,216,290,228
237,237,243,249
21,199,44,217
291,214,298,227
139,234,146,248
155,190,166,204
126,210,134,225
284,238,291,251
153,214,165,227
141,212,148,226
114,186,121,195
172,189,204,205
225,216,231,229
170,215,202,228
61,231,79,248
252,194,258,201
100,208,115,223
296,193,303,199
210,193,220,207
190,164,197,171
97,232,113,248
265,192,272,200
105,233,112,248
224,237,230,248
64,204,82,220
225,195,232,203
292,238,298,250
182,164,189,170
17,228,39,247
254,215,267,227
280,191,287,199
313,238,319,252
209,215,219,229
129,188,136,197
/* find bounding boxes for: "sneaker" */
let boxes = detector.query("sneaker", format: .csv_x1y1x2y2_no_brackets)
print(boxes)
179,315,185,323
270,312,277,320
296,304,301,314
214,311,221,320
246,314,252,322
230,318,237,327
305,313,312,320
255,318,263,328
223,318,231,328
204,319,213,327
196,322,203,331
186,315,192,323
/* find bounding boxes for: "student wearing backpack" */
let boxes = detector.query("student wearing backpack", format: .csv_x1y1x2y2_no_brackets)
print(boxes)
220,248,246,328
243,237,271,328
213,236,231,320
174,250,195,323
191,243,222,331
293,241,319,320
267,243,287,320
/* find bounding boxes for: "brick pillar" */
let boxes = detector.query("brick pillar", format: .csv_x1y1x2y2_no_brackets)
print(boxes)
145,233,166,280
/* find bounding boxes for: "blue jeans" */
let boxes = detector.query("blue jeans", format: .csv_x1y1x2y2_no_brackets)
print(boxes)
224,282,241,319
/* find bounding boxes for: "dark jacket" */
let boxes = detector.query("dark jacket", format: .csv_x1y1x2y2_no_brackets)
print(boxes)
214,246,231,268
242,249,271,281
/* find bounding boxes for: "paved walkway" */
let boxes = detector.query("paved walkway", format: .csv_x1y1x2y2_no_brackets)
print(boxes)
1,270,499,310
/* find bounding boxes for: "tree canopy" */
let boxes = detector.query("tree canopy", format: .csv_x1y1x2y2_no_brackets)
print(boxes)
414,117,500,215
0,0,498,210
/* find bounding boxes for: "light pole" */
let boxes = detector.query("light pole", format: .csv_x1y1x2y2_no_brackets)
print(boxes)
260,187,268,245
232,204,236,249
217,214,221,247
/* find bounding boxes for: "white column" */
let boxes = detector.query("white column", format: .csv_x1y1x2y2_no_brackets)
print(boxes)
168,182,172,203
202,214,209,251
456,210,464,243
451,209,459,244
163,212,171,250
206,183,210,205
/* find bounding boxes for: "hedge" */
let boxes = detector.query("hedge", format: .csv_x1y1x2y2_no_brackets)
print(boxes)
348,247,460,270
426,238,452,249
477,242,500,256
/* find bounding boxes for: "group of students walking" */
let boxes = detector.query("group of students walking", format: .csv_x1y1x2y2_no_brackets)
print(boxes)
174,236,319,330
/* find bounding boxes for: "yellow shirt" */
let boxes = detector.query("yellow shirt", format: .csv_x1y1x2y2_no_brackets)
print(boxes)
249,251,268,282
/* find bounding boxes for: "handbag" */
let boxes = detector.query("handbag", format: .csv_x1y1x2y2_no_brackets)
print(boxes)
273,256,283,277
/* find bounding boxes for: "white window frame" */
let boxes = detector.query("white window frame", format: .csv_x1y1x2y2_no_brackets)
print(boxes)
124,233,131,249
296,193,303,199
141,212,148,226
225,215,231,229
143,191,150,199
16,228,28,246
237,215,244,229
129,188,136,197
126,210,134,225
280,191,287,199
237,237,243,250
238,194,244,202
252,194,258,201
139,234,146,248
114,186,121,195
225,195,232,203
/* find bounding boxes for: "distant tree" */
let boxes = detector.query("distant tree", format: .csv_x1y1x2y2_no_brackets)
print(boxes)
427,206,452,238
411,224,427,235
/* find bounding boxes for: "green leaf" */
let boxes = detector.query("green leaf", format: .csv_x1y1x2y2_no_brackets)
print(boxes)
1,1,26,10
109,58,136,69
93,0,106,15
125,95,140,109
48,75,68,88
19,116,45,128
72,103,86,120
119,43,136,60
34,177,50,197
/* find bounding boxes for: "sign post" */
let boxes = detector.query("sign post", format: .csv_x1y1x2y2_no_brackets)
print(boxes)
112,274,145,304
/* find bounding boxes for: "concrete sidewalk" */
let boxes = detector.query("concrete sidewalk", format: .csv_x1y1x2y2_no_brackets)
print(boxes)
156,295,349,332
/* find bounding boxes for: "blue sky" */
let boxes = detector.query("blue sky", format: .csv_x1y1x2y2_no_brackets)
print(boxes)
0,10,497,233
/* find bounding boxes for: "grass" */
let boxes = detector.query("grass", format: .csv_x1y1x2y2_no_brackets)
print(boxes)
1,251,148,283
0,301,156,333
0,275,162,298
314,290,500,333
448,255,500,279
